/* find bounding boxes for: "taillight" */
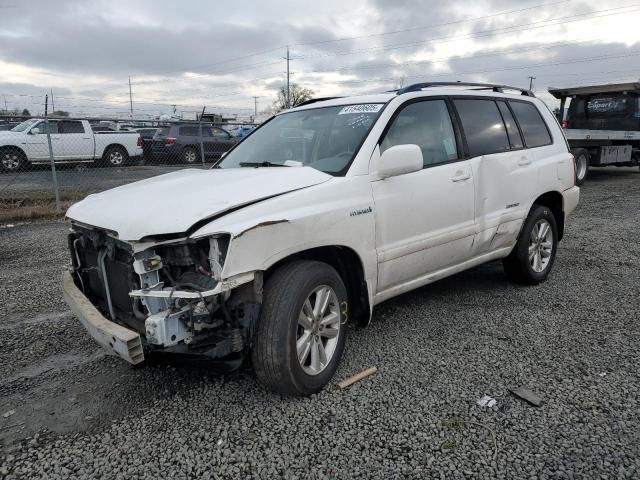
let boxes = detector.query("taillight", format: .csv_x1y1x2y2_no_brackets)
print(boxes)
137,136,143,147
561,120,568,129
164,137,176,145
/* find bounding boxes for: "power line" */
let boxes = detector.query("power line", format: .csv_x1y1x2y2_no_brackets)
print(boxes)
292,0,571,47
293,5,640,59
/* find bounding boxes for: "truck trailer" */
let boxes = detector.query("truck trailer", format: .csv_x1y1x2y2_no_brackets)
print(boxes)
549,82,640,185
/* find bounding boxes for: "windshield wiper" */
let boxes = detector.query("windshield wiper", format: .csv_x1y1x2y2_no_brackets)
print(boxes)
239,161,288,167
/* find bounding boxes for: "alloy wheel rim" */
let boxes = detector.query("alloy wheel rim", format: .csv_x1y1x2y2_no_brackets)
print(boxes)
110,151,123,165
2,153,19,170
186,150,196,162
529,219,553,273
296,285,341,376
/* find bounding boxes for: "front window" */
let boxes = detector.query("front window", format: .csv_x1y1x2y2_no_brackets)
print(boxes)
10,119,39,132
216,104,384,175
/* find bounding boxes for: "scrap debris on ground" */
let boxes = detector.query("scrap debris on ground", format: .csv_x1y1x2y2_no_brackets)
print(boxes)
1,167,639,479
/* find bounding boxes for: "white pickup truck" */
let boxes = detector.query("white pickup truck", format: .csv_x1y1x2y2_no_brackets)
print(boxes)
0,118,143,172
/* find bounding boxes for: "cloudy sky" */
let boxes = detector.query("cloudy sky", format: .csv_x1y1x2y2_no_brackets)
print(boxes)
0,0,639,118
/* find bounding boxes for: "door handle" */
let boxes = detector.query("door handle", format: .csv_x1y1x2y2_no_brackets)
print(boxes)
518,156,531,166
451,172,471,182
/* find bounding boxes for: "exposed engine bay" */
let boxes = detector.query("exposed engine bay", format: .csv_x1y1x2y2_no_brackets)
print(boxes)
68,224,261,364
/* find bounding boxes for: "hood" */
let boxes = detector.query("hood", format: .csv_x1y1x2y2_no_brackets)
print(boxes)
0,131,23,139
66,167,332,240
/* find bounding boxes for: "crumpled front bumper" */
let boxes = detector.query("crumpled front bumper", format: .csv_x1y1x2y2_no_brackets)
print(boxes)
62,271,144,364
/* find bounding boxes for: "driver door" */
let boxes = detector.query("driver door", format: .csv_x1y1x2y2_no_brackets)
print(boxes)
371,99,476,295
24,120,64,160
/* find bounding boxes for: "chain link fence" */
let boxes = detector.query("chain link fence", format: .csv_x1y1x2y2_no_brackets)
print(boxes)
0,115,257,222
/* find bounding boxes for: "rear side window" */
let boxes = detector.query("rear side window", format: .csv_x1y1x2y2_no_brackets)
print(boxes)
509,101,552,148
179,126,199,136
60,121,84,134
381,99,458,167
454,99,510,156
497,102,523,149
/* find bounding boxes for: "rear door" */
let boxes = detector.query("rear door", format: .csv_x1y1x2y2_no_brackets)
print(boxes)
60,120,93,159
453,98,536,255
209,127,237,159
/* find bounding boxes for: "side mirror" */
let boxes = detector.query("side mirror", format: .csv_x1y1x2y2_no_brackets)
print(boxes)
376,144,423,179
30,127,40,135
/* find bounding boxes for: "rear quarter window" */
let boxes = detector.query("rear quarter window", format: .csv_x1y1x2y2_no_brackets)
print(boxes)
509,101,552,148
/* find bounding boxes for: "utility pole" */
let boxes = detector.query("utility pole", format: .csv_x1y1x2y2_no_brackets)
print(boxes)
3,95,7,113
50,88,55,112
253,96,259,117
528,76,536,90
128,76,133,116
286,46,291,109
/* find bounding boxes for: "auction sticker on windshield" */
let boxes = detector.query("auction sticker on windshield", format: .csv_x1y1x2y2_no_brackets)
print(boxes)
338,104,384,115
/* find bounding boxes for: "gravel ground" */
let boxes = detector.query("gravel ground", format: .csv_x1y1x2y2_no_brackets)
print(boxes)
1,167,639,479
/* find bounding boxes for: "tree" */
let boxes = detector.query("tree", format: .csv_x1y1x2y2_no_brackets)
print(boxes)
21,109,31,117
273,83,314,111
51,110,70,117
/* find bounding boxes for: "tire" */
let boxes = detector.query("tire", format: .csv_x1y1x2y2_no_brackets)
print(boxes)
573,148,589,186
103,145,129,167
0,148,27,173
503,205,558,285
252,260,349,396
182,146,200,164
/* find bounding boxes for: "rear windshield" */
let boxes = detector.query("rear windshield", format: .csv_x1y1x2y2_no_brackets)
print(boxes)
571,94,636,117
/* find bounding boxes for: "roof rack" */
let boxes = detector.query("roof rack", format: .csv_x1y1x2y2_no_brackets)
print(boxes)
296,97,344,107
396,82,535,97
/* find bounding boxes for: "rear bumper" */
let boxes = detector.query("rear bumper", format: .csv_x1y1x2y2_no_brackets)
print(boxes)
62,271,144,364
563,186,580,218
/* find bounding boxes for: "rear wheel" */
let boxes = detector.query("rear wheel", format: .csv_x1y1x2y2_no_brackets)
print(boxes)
0,148,27,173
103,145,128,167
252,260,348,396
182,146,200,164
573,148,589,186
503,205,558,285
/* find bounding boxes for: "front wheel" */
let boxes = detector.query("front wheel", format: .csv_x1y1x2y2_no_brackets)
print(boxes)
503,205,558,285
0,148,27,173
252,260,348,396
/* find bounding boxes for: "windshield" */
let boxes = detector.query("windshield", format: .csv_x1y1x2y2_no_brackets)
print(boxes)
10,119,39,132
217,104,384,175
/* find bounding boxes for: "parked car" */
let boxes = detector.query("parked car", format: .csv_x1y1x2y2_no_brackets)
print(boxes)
231,125,256,138
151,124,239,164
135,127,158,161
63,82,579,396
0,119,143,171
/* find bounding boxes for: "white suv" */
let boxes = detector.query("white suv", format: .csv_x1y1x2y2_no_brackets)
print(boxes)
63,82,579,395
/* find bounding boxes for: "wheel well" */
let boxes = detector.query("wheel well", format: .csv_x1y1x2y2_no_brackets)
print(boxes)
533,191,564,240
265,246,371,326
103,144,126,155
0,145,27,158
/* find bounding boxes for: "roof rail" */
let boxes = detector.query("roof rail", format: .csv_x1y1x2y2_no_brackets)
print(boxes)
396,82,535,97
296,97,344,107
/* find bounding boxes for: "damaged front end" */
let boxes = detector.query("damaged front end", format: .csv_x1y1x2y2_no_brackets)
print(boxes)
67,224,261,366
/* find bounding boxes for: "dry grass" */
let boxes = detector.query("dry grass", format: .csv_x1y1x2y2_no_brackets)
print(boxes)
0,190,96,223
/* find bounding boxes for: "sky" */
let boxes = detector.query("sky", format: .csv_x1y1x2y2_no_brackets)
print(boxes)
0,0,639,119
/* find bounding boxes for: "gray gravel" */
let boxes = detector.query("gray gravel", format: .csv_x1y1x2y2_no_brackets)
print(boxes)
1,167,639,479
